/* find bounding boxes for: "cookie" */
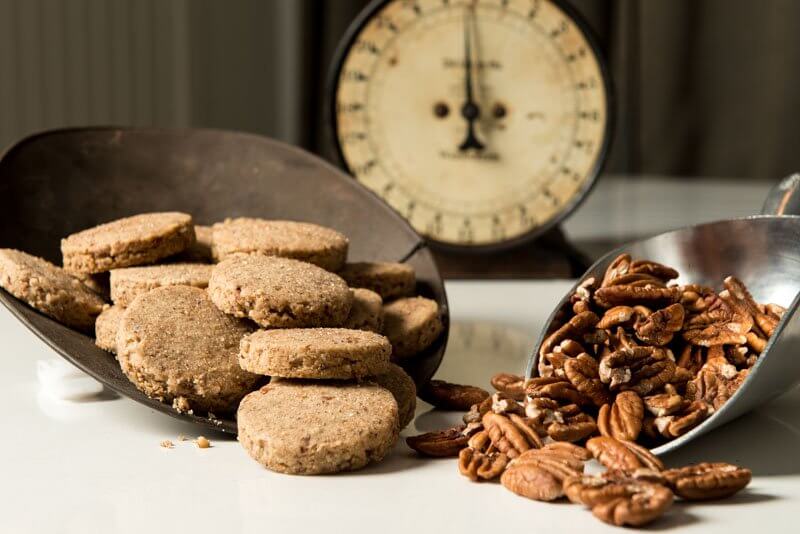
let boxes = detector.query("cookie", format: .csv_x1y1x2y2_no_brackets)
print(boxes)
343,288,383,333
94,304,124,353
109,263,213,307
212,217,348,271
61,212,195,273
239,328,391,379
116,285,259,414
374,363,417,428
0,249,105,331
208,255,352,328
237,380,399,474
338,261,415,300
383,296,443,359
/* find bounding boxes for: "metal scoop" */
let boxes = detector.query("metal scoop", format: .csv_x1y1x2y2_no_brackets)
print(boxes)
527,174,800,455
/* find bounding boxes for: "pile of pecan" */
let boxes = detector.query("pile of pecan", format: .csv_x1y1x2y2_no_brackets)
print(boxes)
407,254,777,527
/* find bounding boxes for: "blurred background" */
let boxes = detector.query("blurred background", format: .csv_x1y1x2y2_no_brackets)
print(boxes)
0,0,795,275
1,0,798,179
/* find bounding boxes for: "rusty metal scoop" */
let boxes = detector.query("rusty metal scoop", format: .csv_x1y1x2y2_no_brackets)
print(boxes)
527,174,800,455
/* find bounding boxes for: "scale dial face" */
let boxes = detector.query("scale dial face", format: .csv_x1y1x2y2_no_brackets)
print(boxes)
332,0,610,247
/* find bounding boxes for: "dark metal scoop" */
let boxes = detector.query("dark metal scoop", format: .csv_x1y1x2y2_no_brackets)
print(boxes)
527,174,800,454
0,127,450,434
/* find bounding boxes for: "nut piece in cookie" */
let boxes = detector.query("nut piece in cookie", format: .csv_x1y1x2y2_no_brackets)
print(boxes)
109,263,213,306
343,288,384,333
239,327,391,379
94,304,124,353
337,261,415,300
211,217,348,271
237,380,399,475
373,363,416,428
208,255,352,328
61,212,195,273
383,296,443,359
116,285,260,414
0,249,105,331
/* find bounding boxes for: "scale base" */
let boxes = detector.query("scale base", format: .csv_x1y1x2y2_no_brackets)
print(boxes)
430,226,589,279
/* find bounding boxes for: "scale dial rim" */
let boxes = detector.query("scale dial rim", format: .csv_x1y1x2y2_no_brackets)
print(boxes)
326,0,616,253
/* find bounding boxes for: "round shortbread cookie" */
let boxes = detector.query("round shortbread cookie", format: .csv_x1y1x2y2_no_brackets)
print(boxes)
116,285,259,414
211,218,348,271
110,263,213,306
0,249,105,331
61,212,195,274
338,262,415,300
383,297,443,359
237,380,399,475
239,328,391,379
373,363,417,428
343,288,383,333
208,255,352,328
94,304,124,353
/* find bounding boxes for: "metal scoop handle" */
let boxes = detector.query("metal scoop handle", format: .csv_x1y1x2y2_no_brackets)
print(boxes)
762,173,800,216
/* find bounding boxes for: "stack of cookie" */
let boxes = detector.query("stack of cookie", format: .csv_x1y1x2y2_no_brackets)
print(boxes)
0,212,445,475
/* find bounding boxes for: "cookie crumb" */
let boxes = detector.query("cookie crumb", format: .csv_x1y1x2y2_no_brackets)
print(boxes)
178,434,188,442
172,396,191,413
208,411,217,420
160,440,174,449
196,436,211,449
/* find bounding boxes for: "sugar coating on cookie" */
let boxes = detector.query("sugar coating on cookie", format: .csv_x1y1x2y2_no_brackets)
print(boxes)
211,218,349,271
208,255,352,328
116,285,259,414
338,261,415,300
0,249,105,331
239,328,391,379
61,212,195,273
383,296,443,359
343,288,383,333
237,380,399,474
94,304,124,353
373,363,417,429
110,263,213,306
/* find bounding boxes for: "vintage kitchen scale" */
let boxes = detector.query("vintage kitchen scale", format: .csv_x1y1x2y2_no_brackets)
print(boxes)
328,0,613,277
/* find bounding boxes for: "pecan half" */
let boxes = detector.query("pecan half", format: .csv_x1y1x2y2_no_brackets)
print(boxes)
653,400,712,439
686,356,748,410
663,462,751,500
564,473,673,527
526,376,593,406
601,254,632,287
482,412,543,458
643,386,685,417
490,372,527,400
596,305,636,329
629,260,679,282
490,392,525,416
406,424,479,457
419,379,490,411
724,276,777,337
635,303,685,345
539,311,600,361
564,353,611,407
586,436,664,472
594,285,681,309
548,412,598,442
597,391,644,441
458,446,508,481
599,347,676,396
500,444,588,501
463,396,493,424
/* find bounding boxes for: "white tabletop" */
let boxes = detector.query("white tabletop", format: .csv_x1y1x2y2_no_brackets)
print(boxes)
2,279,798,534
